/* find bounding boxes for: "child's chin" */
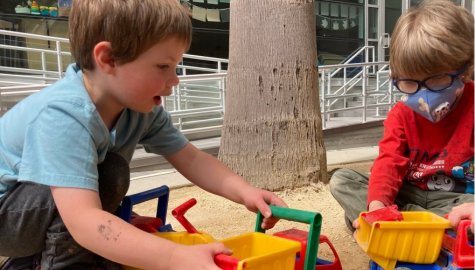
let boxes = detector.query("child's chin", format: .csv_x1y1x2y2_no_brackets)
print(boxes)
153,96,162,106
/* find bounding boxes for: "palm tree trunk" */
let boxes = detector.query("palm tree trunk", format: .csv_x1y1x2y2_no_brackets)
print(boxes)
219,0,326,190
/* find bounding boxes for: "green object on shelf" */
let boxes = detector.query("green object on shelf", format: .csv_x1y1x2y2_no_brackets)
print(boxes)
255,205,322,270
14,7,31,14
30,0,40,15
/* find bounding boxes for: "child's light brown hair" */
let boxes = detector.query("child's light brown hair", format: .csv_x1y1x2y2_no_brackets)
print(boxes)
69,0,192,71
390,0,474,80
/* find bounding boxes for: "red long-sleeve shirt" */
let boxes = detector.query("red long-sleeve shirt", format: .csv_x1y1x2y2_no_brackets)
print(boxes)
368,81,474,206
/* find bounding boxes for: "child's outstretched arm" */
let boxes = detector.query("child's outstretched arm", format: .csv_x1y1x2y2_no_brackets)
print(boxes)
166,143,287,229
51,186,231,270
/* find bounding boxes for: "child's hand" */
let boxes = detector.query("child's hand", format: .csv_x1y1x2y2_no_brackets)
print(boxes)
447,203,474,232
168,243,232,270
241,187,287,229
353,200,386,230
367,200,386,212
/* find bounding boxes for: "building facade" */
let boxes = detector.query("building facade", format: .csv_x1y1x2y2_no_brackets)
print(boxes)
0,0,473,69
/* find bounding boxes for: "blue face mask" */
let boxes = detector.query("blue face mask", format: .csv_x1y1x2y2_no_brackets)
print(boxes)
403,78,464,123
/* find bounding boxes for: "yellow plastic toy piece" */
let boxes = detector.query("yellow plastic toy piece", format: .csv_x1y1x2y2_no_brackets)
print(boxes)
123,231,215,270
219,232,301,270
356,211,451,270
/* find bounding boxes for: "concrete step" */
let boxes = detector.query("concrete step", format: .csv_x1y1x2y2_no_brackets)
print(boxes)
130,119,384,173
128,145,379,194
131,137,220,172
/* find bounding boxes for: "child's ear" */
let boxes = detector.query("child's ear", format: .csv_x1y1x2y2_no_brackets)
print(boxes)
93,41,115,73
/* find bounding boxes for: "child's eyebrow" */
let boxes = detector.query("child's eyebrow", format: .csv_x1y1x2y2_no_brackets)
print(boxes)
164,56,182,63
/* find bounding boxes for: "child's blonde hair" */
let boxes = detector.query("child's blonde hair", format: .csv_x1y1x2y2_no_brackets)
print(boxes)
390,0,474,79
69,0,192,70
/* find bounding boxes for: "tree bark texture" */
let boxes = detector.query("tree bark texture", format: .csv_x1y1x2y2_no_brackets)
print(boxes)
219,0,327,190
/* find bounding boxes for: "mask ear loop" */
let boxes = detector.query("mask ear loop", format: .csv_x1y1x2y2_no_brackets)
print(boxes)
457,62,471,82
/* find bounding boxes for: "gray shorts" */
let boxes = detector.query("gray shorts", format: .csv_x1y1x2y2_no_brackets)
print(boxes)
329,168,474,222
0,152,130,270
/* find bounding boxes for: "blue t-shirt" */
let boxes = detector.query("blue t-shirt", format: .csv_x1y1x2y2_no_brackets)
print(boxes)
0,64,188,197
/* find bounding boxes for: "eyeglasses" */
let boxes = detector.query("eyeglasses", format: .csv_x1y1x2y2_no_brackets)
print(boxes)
392,65,467,94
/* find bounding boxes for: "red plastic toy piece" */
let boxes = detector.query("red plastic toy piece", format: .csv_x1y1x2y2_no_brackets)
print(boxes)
317,235,342,270
172,199,240,270
442,219,474,268
130,215,163,233
361,205,403,225
171,198,199,233
215,254,240,270
273,228,342,270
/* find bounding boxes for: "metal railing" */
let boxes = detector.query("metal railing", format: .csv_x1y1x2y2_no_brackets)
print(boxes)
0,29,399,136
164,73,226,135
318,61,398,128
0,29,229,79
323,46,375,108
0,30,71,80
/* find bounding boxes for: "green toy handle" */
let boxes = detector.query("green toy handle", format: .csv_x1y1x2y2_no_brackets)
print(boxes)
255,205,322,270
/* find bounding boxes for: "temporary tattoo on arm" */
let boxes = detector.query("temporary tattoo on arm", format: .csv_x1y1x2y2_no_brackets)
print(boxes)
98,220,122,242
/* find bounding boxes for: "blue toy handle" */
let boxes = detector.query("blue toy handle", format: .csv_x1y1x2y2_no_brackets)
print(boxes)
117,185,170,225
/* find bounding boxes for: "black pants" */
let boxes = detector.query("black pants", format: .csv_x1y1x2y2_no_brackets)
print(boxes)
0,153,130,270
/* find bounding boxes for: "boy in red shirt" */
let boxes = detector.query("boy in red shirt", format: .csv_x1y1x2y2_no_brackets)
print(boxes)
330,0,474,232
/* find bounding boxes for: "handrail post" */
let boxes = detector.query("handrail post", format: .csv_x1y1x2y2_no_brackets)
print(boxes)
362,65,367,123
182,60,187,76
343,68,347,110
375,70,380,117
0,85,3,116
389,77,394,110
220,76,225,115
321,70,327,129
56,41,63,79
176,83,183,130
41,51,46,81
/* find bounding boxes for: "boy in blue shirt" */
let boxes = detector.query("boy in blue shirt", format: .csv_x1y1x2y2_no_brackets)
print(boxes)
0,1,286,269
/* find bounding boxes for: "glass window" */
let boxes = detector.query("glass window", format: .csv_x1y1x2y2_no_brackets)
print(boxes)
349,5,357,18
385,1,401,36
316,1,364,65
1,1,19,14
321,2,330,16
330,3,339,17
367,7,378,39
341,4,349,17
411,0,462,7
410,0,424,6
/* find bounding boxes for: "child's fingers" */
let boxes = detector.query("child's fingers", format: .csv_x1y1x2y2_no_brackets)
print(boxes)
261,216,279,229
259,191,288,215
257,191,288,229
265,192,287,208
447,211,469,227
254,196,273,218
447,203,474,229
254,199,278,229
352,218,359,229
207,242,232,256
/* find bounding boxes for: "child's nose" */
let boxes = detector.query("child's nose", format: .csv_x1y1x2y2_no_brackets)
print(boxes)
170,73,180,86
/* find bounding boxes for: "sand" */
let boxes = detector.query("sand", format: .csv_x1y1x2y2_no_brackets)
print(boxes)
133,162,374,270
